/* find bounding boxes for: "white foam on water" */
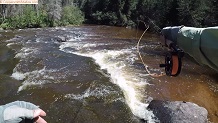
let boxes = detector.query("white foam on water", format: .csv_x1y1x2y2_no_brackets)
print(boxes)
91,51,155,121
11,67,58,92
9,38,81,92
6,43,16,47
11,70,26,81
59,41,157,122
36,37,42,43
65,83,122,103
10,42,71,91
82,43,98,48
14,47,39,59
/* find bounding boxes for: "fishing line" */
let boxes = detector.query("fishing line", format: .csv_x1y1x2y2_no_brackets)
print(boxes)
136,21,165,77
147,17,162,34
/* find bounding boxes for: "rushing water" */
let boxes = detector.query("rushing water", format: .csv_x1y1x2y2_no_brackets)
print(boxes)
0,25,217,122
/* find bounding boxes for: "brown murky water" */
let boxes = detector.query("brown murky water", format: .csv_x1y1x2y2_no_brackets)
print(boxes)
0,25,217,122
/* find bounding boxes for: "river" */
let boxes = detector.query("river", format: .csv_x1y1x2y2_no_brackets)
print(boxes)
0,25,217,122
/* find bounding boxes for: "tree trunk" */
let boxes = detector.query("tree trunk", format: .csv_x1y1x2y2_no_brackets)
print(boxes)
2,5,6,21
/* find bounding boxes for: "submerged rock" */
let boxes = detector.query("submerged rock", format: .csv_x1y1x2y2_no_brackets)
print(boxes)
147,100,208,123
57,35,72,42
57,36,67,42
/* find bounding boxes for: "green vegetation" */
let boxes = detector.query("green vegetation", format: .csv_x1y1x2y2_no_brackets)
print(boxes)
76,0,218,29
0,1,84,29
61,5,84,26
0,0,217,30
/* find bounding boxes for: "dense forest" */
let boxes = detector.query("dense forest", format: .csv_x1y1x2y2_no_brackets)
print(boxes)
0,0,218,30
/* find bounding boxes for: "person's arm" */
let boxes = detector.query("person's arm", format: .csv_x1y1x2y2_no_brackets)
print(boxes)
177,26,218,71
162,26,218,72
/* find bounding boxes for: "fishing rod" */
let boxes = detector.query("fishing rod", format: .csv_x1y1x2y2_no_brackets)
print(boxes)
138,17,184,77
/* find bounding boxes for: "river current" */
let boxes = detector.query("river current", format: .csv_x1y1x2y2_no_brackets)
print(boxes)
0,25,217,122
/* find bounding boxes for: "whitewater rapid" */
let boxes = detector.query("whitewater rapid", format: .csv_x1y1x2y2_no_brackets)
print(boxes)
7,27,157,122
59,32,156,122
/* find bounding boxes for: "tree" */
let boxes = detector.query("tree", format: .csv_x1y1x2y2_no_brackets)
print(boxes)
165,0,179,26
123,0,135,18
83,0,93,22
177,0,209,27
61,5,84,25
47,0,62,26
0,0,216,29
204,0,218,26
1,5,6,21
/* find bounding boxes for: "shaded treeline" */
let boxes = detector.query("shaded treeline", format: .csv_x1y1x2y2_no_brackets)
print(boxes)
75,0,218,29
0,0,218,29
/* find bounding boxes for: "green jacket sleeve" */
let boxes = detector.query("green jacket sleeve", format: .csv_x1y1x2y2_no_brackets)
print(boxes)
176,26,218,71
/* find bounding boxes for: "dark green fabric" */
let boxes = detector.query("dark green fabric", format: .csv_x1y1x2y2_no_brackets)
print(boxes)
162,26,181,43
177,26,218,71
201,27,218,71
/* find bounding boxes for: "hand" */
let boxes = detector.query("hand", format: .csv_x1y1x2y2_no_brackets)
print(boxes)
1,101,47,123
33,109,47,123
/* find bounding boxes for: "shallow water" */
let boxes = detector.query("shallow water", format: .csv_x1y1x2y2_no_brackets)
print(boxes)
0,25,217,122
